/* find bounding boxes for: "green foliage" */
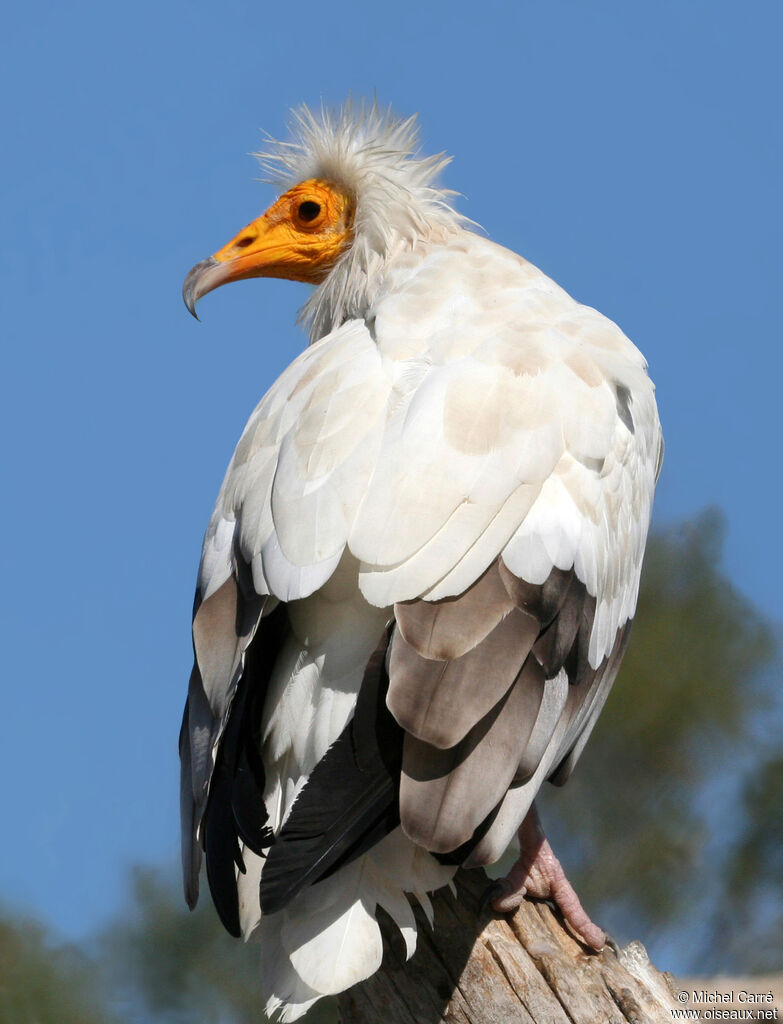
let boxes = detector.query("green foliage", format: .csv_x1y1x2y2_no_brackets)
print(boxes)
0,909,117,1024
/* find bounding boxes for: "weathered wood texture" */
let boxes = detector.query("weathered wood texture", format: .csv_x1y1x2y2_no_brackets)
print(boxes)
337,869,680,1024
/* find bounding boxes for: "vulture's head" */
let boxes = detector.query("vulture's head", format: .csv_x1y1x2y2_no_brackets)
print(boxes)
183,102,466,338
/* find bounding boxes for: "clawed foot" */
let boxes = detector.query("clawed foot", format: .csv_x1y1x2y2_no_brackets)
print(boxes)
484,803,605,951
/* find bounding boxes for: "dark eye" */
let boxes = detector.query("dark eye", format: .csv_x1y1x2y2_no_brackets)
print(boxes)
297,200,322,223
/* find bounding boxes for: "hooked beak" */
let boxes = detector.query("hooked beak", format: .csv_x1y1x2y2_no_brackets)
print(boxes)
181,187,351,319
182,210,285,320
182,257,226,320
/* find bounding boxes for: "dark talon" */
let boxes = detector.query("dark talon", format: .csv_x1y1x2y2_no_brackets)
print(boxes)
479,880,507,913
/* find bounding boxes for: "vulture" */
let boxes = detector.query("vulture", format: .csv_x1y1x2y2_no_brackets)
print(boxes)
180,102,663,1021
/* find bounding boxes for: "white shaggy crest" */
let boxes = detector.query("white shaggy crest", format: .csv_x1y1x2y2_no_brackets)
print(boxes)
256,101,470,340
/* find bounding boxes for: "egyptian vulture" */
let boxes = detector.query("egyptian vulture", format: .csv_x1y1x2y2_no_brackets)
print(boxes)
180,102,663,1021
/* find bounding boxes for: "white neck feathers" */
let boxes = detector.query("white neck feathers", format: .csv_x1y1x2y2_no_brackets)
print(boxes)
256,101,469,340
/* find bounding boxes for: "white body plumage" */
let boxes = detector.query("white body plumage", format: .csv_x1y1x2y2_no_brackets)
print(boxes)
180,104,663,1021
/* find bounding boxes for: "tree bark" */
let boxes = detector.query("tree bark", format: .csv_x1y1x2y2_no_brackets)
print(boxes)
337,868,681,1024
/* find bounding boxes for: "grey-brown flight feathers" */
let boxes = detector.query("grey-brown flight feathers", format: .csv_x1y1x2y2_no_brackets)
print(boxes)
258,556,630,916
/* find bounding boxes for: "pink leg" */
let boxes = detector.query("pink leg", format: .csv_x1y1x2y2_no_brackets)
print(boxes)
489,803,605,950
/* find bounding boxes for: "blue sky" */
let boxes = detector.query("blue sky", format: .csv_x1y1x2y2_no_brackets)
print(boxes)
1,0,780,967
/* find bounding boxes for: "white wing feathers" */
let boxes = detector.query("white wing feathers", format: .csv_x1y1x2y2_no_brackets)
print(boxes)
199,235,659,662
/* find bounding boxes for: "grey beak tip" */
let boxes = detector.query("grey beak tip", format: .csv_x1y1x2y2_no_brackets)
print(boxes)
182,256,220,321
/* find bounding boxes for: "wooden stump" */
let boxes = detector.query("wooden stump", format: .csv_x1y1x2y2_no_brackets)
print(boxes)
337,869,680,1024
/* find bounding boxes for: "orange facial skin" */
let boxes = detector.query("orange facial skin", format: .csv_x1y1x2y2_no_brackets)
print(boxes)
183,179,354,316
